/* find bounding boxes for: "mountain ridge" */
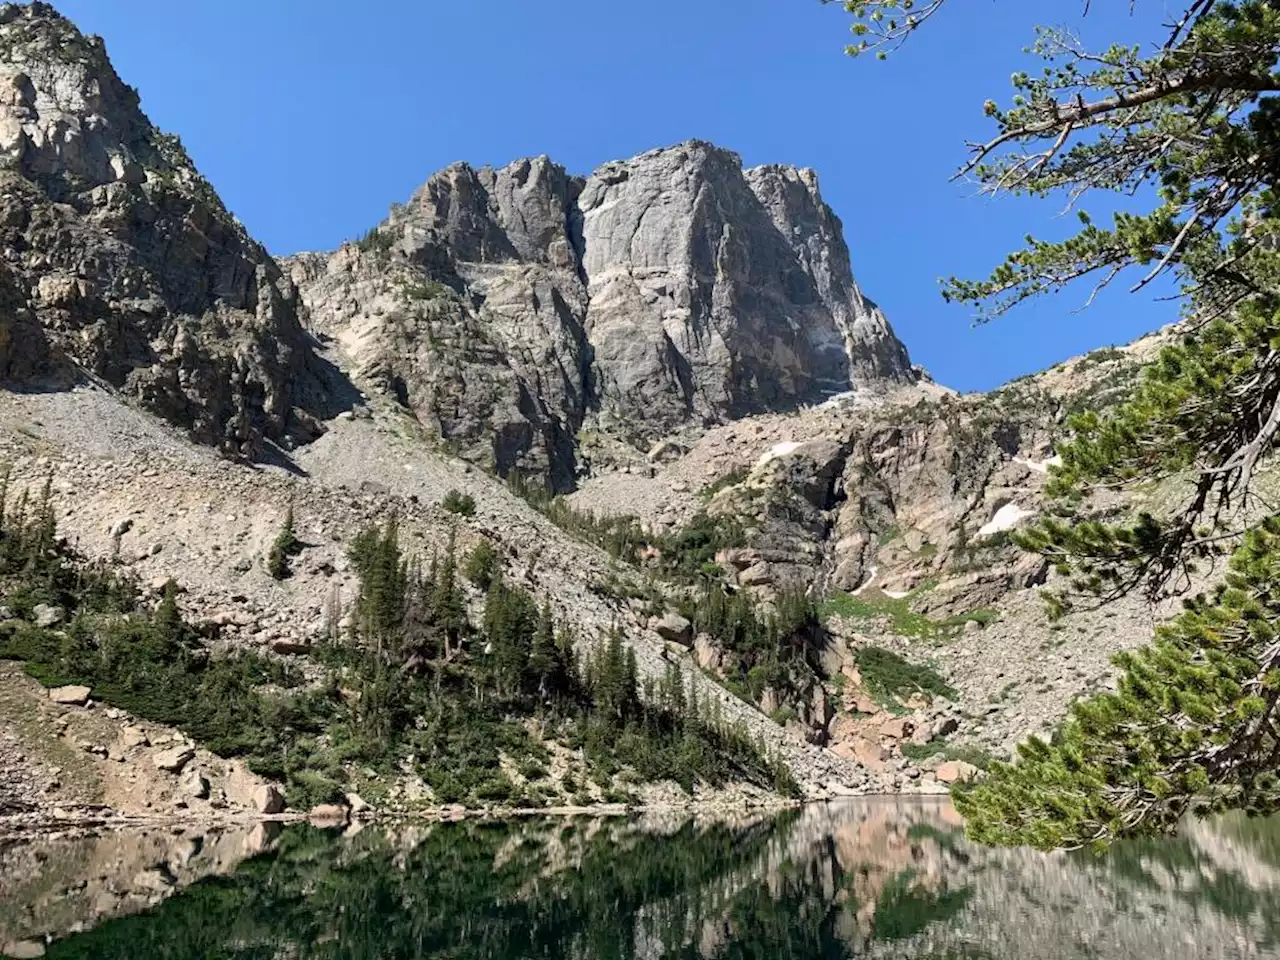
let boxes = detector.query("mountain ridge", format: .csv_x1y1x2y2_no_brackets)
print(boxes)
287,139,915,489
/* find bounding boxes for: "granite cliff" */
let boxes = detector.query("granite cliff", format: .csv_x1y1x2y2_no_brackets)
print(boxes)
288,143,914,490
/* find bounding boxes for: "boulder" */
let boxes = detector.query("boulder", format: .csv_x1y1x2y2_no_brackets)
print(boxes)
694,633,721,670
119,726,150,748
152,745,195,773
738,562,774,587
251,784,286,815
832,736,887,772
850,694,880,716
936,760,981,784
181,771,210,800
653,613,693,645
270,637,311,656
345,792,372,816
47,685,91,706
932,717,960,739
33,604,64,628
877,717,915,741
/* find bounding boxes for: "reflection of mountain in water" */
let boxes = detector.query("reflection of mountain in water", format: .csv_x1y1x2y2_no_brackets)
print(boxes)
1,801,1277,959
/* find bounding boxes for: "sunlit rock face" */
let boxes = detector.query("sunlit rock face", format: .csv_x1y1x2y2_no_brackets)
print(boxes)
290,142,914,490
0,2,330,458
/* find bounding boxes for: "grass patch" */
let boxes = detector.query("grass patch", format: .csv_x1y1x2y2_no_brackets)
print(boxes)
854,646,956,705
699,467,749,500
821,586,994,641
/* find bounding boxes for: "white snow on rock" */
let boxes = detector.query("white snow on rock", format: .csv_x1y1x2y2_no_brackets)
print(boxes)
883,589,912,600
817,390,858,411
755,440,801,468
978,502,1036,537
853,565,878,595
1013,455,1063,474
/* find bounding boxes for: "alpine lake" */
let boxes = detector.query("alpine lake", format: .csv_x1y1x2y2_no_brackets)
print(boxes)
2,798,1278,959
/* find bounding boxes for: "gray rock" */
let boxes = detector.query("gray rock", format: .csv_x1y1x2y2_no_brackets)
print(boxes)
0,4,330,457
250,784,286,815
32,604,64,628
181,771,210,799
152,745,195,773
47,685,91,705
288,142,913,491
653,612,693,645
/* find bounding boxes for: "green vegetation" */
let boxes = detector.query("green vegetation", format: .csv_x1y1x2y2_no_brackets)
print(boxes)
329,518,798,799
440,488,476,517
901,742,997,770
507,471,744,580
870,868,973,943
399,278,454,302
0,474,339,806
822,587,993,641
853,646,956,707
699,466,749,500
839,1,1280,847
463,538,500,589
0,473,796,807
265,506,301,580
354,225,394,255
679,583,820,705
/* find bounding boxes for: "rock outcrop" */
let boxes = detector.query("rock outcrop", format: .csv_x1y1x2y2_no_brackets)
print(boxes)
290,142,914,490
0,2,330,458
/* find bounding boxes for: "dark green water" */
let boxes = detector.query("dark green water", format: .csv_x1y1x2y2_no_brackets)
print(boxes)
2,799,1278,959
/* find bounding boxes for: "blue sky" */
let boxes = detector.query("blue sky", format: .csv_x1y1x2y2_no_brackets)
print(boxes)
49,0,1179,392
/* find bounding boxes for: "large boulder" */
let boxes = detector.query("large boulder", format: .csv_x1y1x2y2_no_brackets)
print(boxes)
936,760,982,784
47,685,91,706
152,745,195,773
653,613,693,645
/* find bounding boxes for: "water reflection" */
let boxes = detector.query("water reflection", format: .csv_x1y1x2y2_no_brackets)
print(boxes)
1,799,1277,959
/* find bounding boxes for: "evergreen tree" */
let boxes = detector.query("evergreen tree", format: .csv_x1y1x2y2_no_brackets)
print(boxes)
431,532,467,658
836,0,1280,846
528,599,557,702
266,506,301,581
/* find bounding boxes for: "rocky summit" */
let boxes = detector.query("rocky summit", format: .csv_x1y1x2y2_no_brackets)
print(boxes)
0,1,333,459
0,2,1183,819
287,142,914,490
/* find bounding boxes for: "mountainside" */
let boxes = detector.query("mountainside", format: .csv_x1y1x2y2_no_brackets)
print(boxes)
0,2,1189,821
0,1,333,458
287,142,914,491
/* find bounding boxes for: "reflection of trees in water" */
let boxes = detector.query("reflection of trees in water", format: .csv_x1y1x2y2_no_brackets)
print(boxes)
15,803,1280,960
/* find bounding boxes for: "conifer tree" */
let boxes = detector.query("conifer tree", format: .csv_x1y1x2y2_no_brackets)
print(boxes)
266,505,301,581
431,531,467,659
835,0,1280,845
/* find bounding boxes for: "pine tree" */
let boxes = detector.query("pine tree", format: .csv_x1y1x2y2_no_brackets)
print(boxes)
431,532,467,659
266,505,301,581
836,1,1280,847
528,599,557,702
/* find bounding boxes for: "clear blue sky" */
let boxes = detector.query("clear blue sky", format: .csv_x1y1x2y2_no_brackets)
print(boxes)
48,0,1179,393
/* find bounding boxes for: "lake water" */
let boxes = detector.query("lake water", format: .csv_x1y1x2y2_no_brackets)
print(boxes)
1,799,1278,959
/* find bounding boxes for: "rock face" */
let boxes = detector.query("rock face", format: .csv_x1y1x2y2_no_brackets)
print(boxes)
290,142,914,489
0,2,329,458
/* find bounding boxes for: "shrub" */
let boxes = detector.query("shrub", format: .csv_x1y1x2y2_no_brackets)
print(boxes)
266,506,302,580
464,539,500,588
854,646,956,706
441,489,476,517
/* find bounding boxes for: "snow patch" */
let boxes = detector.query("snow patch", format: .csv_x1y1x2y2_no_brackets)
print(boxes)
1014,455,1063,474
853,565,877,595
977,502,1036,537
818,390,858,411
883,589,911,600
755,440,801,468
